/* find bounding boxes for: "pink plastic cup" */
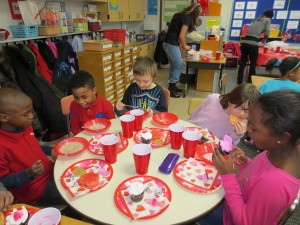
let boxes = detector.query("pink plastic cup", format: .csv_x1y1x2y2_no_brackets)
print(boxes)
120,114,135,138
215,51,221,60
182,131,202,158
132,144,152,175
263,47,268,54
100,134,119,164
276,46,281,53
130,109,145,131
169,123,186,150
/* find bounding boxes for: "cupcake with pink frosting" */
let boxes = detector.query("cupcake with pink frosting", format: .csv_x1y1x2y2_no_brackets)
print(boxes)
217,135,233,155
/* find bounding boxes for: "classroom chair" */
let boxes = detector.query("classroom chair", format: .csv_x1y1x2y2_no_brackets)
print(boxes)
163,87,170,106
220,73,228,94
278,187,300,225
188,98,205,115
60,95,74,137
251,75,275,89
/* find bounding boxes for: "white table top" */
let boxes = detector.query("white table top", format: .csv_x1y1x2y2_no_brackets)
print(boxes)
54,117,224,225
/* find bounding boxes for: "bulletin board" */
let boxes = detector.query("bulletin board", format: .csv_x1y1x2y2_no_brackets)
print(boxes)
229,0,300,43
163,0,189,22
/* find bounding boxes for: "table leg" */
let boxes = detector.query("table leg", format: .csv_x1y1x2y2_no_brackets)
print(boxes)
219,64,224,93
184,62,189,98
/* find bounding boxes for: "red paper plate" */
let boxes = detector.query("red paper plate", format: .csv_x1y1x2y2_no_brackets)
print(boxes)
186,127,216,142
114,175,172,220
88,133,128,156
61,159,113,197
83,118,111,133
3,206,38,224
54,137,88,156
173,158,222,194
195,142,218,165
134,128,170,148
152,112,178,126
124,110,149,119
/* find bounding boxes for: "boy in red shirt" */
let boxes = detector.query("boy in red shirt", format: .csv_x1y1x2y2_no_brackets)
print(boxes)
70,70,115,135
0,88,65,206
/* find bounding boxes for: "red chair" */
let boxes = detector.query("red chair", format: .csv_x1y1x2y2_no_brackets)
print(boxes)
60,95,74,137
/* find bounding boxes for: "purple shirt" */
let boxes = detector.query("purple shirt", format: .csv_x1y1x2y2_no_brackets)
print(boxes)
222,151,300,225
187,94,241,144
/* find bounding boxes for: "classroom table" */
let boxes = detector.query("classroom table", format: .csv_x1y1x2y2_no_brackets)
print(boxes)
184,57,226,96
257,48,300,67
54,117,224,225
0,204,93,225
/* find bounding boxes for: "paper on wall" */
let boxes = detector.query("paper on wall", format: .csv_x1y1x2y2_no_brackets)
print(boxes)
18,1,41,25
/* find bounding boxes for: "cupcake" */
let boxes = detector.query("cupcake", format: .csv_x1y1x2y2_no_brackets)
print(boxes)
140,130,152,144
6,206,29,225
217,135,233,155
128,182,144,202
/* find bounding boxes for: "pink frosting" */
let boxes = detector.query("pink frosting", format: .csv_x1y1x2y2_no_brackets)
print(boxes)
220,135,233,153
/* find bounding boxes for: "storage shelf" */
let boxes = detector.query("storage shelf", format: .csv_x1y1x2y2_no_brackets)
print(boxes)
0,31,91,44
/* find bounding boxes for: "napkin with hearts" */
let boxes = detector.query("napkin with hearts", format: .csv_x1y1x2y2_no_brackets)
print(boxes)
175,158,219,190
119,178,170,219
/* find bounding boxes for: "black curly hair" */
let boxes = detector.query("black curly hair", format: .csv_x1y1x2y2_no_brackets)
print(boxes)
71,70,94,90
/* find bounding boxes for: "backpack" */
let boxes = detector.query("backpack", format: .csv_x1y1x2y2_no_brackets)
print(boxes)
223,42,241,68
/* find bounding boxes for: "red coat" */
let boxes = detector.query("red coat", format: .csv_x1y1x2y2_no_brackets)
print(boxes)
0,126,53,205
70,94,115,135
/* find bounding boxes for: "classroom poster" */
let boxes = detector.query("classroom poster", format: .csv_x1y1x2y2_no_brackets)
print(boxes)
148,0,158,15
109,0,118,10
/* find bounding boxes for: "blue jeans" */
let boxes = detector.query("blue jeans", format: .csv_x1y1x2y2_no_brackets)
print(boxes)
198,202,224,225
162,42,183,83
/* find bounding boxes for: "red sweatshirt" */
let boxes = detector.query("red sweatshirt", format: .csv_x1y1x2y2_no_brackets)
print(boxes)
0,126,53,205
70,94,115,135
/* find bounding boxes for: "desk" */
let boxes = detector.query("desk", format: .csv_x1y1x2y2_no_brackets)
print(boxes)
0,204,92,225
184,58,226,96
54,118,224,225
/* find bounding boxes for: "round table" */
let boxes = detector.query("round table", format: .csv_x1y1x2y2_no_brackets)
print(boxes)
54,117,224,225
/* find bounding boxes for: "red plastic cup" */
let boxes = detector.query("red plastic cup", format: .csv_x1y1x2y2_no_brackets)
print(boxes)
169,123,186,150
132,144,152,175
130,109,145,131
120,115,135,138
100,134,119,164
263,47,268,54
215,51,221,60
182,131,202,158
276,46,281,53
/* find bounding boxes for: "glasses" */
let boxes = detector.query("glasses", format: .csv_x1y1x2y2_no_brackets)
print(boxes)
235,106,249,113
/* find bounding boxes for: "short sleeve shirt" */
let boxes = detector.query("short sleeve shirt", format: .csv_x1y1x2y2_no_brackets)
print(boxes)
164,14,192,46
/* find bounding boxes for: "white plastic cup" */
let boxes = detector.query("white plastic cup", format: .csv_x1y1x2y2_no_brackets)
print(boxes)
28,207,61,225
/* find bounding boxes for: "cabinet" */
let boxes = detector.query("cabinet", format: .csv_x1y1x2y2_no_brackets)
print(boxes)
78,43,139,103
139,42,154,58
97,0,144,22
128,0,145,21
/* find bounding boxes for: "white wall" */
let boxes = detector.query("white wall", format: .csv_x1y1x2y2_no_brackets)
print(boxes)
0,0,233,41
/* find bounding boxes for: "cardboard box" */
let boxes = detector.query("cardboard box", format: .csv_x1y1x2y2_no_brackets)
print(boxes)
38,25,60,36
83,40,113,51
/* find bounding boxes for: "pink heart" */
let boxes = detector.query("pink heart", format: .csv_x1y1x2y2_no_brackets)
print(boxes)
149,210,156,215
195,169,202,173
189,160,198,166
133,213,139,217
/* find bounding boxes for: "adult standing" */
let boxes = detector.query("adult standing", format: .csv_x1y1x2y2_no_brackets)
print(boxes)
163,3,202,98
237,9,274,84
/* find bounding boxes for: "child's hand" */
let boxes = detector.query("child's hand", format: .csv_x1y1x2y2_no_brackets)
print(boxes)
231,146,247,165
146,108,153,117
234,120,247,136
50,149,58,162
27,160,44,177
212,146,234,175
0,190,14,212
115,102,125,111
